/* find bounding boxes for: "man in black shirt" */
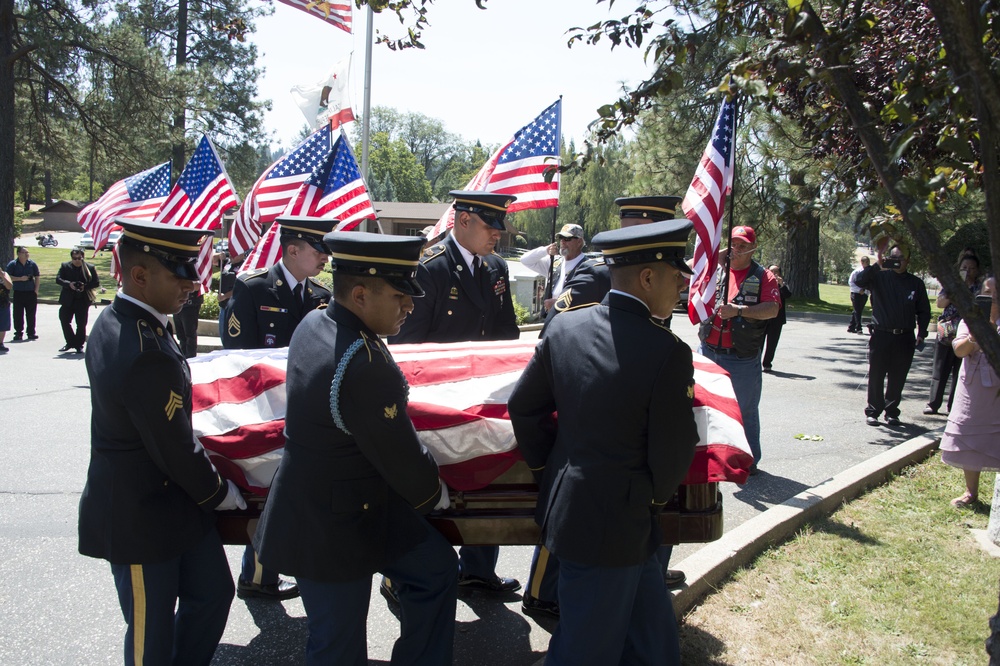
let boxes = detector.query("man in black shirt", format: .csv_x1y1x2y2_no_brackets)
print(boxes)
855,245,931,426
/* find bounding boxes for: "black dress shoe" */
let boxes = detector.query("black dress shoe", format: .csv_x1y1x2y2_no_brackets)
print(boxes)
27,335,38,340
458,574,522,594
664,569,687,589
236,579,300,600
59,345,73,353
521,594,560,619
75,347,85,354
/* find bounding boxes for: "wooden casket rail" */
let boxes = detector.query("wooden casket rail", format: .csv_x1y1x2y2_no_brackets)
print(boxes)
216,461,724,547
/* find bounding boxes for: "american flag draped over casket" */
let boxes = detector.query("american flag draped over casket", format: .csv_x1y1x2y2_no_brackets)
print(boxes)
189,339,754,496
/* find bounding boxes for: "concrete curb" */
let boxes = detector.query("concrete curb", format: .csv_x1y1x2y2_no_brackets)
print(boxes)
670,429,942,616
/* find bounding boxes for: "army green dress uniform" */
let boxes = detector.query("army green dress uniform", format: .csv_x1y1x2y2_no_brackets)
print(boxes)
255,232,457,665
508,220,699,666
221,216,336,599
79,219,243,666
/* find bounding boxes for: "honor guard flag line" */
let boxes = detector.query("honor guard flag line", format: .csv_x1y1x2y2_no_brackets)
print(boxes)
277,0,352,34
427,99,562,239
77,162,171,253
188,340,754,496
229,125,333,257
238,130,375,275
683,96,737,325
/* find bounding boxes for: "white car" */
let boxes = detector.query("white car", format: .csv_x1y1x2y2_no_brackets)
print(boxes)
104,230,122,250
79,232,95,249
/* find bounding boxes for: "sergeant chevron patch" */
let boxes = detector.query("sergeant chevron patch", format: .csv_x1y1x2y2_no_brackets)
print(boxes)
165,390,183,421
227,312,241,338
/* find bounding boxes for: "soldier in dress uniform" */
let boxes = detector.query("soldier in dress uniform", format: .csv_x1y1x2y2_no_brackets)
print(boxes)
525,196,686,618
79,218,247,666
254,232,456,665
222,216,336,600
387,190,521,598
508,220,699,666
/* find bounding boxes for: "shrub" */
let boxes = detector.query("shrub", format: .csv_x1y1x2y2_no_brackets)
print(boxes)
200,291,221,320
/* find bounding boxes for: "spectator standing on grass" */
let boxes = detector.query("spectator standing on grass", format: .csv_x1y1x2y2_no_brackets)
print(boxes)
56,248,100,354
761,265,792,372
940,276,1000,507
6,246,40,341
925,251,983,415
0,267,11,353
847,256,870,334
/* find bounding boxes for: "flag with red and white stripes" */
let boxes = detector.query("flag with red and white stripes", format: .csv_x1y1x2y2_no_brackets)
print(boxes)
77,162,171,252
427,100,561,239
188,339,753,496
238,131,374,275
229,126,333,257
277,0,351,34
683,97,737,325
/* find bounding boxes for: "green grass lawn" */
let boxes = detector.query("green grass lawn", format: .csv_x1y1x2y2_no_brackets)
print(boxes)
788,283,942,318
10,246,116,302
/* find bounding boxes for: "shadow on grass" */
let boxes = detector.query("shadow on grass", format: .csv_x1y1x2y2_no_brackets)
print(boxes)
679,622,736,665
807,517,883,546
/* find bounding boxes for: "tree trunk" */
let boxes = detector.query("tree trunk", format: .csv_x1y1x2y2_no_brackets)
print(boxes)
44,168,51,206
0,0,15,265
171,0,188,177
784,170,820,298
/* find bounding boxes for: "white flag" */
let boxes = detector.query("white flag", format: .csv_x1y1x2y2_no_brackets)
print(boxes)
290,55,355,130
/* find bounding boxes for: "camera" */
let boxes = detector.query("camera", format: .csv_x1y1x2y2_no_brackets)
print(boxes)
975,293,994,313
883,257,902,270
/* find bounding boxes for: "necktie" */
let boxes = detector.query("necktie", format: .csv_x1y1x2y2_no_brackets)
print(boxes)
473,257,483,284
292,283,303,315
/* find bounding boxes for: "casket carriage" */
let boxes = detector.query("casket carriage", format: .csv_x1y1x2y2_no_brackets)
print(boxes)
189,340,752,547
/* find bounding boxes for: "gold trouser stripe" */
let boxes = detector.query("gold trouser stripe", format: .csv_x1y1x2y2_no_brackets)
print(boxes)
253,553,265,585
130,565,147,665
529,546,551,599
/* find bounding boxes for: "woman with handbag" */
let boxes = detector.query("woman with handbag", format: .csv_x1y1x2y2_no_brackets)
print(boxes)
925,252,983,414
56,248,100,354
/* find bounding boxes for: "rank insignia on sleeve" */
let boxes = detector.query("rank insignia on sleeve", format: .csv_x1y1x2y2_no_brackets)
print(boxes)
164,390,183,421
227,312,241,337
384,403,398,420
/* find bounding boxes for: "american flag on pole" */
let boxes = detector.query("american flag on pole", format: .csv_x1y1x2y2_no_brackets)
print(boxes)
153,135,239,289
238,131,374,275
277,0,351,34
683,97,736,325
428,100,561,238
189,340,753,496
77,162,171,251
229,125,333,256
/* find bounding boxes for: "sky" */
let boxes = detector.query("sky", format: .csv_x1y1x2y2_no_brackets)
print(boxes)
251,1,657,151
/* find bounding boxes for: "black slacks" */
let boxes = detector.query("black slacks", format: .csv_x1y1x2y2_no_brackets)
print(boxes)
866,330,916,419
59,298,91,348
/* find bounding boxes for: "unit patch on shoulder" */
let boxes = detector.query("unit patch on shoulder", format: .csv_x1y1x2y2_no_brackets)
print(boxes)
227,312,241,338
421,244,446,264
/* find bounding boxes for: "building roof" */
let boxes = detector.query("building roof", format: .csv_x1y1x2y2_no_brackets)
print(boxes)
39,200,85,213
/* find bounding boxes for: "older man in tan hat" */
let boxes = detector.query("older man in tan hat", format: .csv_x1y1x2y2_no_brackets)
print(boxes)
520,223,587,311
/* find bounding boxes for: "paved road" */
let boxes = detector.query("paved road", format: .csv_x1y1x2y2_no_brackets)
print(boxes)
0,304,943,664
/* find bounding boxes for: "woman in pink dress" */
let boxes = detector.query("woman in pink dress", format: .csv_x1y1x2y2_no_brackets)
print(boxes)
941,276,1000,507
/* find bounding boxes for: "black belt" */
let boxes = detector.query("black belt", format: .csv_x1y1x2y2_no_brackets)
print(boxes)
874,327,909,335
705,345,738,355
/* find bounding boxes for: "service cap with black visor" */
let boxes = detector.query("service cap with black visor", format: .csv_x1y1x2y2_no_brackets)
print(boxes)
114,217,214,281
614,195,683,227
278,216,337,254
324,231,426,297
594,219,694,274
449,190,518,234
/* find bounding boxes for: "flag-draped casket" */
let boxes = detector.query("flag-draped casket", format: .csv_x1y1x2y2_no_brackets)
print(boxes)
190,339,753,546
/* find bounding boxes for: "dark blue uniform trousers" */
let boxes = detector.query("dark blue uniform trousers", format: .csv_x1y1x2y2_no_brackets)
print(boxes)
241,544,280,587
546,553,679,666
458,545,501,579
111,529,234,666
528,544,675,604
296,525,458,665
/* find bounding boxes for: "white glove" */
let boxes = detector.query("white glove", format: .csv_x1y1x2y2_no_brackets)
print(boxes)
434,479,451,510
215,479,247,511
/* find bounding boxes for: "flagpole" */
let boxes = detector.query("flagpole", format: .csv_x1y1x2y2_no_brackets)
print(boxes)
542,95,563,303
719,93,742,314
361,6,373,185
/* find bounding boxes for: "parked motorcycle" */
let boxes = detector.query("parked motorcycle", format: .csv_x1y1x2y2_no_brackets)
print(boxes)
36,233,58,248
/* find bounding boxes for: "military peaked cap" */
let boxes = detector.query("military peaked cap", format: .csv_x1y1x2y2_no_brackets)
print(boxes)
324,231,426,297
615,195,682,222
115,217,213,281
450,190,517,231
593,219,694,275
277,216,339,253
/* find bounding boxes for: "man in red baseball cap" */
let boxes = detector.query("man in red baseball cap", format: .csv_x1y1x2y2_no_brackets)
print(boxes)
696,225,780,474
